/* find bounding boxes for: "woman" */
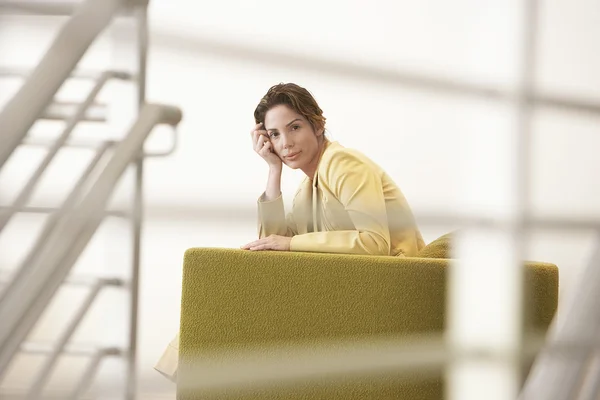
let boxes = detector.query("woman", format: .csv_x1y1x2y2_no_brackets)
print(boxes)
241,82,425,256
155,83,425,382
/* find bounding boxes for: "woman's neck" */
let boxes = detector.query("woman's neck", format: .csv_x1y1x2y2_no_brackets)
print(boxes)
303,138,329,180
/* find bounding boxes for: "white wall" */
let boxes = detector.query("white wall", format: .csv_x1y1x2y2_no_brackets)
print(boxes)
0,0,599,398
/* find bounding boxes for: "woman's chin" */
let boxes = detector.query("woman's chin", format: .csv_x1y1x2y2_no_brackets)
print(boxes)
284,160,303,170
284,162,299,169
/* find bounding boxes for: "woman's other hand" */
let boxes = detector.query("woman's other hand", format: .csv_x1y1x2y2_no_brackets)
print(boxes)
251,122,281,170
241,234,292,251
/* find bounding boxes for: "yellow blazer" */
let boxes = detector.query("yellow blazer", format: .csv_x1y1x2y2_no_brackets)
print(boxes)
258,141,425,256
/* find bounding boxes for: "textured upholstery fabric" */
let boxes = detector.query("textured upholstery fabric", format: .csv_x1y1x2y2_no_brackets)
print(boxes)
177,248,558,400
417,233,454,259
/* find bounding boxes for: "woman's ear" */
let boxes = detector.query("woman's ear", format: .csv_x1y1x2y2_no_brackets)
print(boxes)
315,122,325,137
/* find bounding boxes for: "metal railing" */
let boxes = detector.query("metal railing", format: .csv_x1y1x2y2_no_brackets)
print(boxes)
0,0,123,171
0,70,131,234
0,0,143,16
0,2,184,399
0,102,182,382
0,140,113,303
27,278,124,399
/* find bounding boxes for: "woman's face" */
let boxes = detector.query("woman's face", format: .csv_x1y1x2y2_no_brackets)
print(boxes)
264,104,323,174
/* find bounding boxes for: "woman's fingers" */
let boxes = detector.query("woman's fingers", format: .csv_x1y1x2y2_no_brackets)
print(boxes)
259,141,272,156
258,136,270,153
252,130,261,145
256,124,268,140
251,123,266,137
254,133,272,155
242,240,261,250
253,133,261,151
250,124,266,145
252,132,262,149
250,244,269,251
250,122,263,136
251,124,270,150
250,123,280,167
241,235,289,251
241,237,271,250
249,241,275,251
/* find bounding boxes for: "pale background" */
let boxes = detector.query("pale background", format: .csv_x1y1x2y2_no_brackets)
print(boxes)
0,0,599,398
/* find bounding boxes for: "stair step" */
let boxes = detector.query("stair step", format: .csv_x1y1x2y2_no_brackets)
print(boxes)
0,67,133,81
0,206,129,218
20,342,124,357
0,273,126,288
21,137,118,150
0,0,137,16
0,389,95,400
42,101,107,122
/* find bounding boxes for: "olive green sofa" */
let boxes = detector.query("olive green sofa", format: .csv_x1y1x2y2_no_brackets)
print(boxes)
176,243,558,399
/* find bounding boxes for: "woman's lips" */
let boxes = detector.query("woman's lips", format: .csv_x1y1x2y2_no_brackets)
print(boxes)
286,152,301,160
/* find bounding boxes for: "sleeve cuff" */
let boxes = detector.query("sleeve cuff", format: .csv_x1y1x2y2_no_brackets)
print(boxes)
289,234,312,252
154,334,179,383
258,193,287,236
258,191,283,203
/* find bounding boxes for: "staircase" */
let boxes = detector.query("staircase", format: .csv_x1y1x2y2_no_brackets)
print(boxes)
0,1,182,398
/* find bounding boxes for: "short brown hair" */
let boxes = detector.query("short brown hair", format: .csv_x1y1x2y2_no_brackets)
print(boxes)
254,83,326,134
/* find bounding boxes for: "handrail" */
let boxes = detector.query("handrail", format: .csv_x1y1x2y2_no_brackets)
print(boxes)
0,141,112,304
0,103,182,377
0,71,127,234
0,0,123,172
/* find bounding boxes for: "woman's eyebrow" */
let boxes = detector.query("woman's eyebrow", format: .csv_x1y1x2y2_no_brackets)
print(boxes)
267,118,302,132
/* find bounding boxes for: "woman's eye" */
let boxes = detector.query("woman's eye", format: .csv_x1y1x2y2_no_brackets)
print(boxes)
291,125,300,131
269,132,279,138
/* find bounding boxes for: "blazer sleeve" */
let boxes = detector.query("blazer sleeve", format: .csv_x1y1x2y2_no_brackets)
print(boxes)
257,193,297,238
154,333,179,383
289,152,391,255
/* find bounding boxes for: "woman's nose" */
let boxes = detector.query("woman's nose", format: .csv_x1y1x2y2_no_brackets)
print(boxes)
281,134,292,148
